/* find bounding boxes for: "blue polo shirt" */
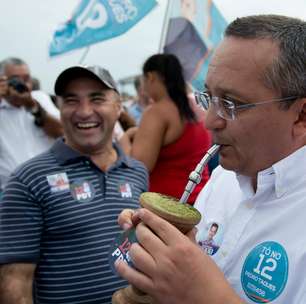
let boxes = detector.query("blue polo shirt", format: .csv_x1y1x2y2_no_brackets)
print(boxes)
0,138,148,304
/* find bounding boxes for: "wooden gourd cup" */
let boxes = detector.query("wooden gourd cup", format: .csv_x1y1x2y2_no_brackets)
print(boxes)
112,192,201,304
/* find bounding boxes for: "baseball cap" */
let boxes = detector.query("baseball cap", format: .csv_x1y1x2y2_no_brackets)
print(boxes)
54,65,118,95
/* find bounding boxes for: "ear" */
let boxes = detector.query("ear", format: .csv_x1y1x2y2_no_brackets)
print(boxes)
57,96,63,108
113,92,122,118
118,103,123,116
293,98,306,140
116,102,123,120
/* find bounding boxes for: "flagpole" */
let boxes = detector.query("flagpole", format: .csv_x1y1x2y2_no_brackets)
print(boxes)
79,46,90,64
158,0,173,53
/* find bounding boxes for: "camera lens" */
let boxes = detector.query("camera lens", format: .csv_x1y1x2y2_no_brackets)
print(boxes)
8,77,29,93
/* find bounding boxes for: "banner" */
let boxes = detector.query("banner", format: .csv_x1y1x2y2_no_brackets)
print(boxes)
49,0,157,57
162,0,227,90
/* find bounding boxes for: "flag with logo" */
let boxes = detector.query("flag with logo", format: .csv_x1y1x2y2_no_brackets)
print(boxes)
162,0,227,90
49,0,157,57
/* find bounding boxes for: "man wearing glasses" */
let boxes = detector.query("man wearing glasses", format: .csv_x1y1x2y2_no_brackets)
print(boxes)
115,14,306,304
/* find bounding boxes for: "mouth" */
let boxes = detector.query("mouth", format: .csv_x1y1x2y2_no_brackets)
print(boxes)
213,142,229,148
76,122,100,130
212,142,231,155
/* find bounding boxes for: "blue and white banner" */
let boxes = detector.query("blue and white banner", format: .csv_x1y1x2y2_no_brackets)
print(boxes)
162,0,227,90
49,0,157,57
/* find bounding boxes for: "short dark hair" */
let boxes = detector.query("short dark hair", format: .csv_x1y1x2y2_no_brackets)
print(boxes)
211,223,219,231
225,15,306,105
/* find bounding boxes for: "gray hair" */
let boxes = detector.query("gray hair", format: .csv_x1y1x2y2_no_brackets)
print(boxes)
0,57,27,75
225,15,306,104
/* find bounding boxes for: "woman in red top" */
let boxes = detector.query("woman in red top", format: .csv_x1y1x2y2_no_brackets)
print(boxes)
124,54,211,204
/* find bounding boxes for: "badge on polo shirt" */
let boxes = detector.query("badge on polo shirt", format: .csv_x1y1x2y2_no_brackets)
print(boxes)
47,172,70,192
118,182,133,198
70,179,96,202
241,241,289,303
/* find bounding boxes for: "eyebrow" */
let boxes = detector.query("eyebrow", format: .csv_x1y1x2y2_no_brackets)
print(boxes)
61,93,77,98
204,84,248,101
89,92,106,98
61,91,106,98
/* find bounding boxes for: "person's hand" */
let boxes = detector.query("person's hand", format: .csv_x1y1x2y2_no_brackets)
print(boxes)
115,208,243,304
0,76,8,98
117,208,141,231
6,86,35,109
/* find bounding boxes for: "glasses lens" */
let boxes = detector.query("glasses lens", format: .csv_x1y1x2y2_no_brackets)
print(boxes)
194,93,235,120
210,97,235,120
194,92,209,110
219,99,235,120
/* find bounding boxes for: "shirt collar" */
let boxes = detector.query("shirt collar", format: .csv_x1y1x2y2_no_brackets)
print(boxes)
51,137,133,168
112,141,134,168
271,145,306,197
236,145,306,199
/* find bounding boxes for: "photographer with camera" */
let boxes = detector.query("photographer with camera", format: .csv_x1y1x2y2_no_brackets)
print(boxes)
0,57,62,189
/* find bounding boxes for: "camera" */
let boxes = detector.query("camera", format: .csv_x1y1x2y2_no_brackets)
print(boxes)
8,77,29,93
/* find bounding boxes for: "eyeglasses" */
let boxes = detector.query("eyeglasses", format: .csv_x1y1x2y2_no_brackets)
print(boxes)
194,91,299,120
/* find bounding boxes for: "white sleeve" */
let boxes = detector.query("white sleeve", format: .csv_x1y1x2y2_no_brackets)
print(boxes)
31,90,60,120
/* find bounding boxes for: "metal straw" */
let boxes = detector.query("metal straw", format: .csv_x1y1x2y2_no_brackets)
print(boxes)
179,144,220,203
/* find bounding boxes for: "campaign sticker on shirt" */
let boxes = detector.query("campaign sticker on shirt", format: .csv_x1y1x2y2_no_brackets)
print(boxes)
118,182,133,198
196,221,223,256
108,227,138,275
47,172,70,192
241,241,288,303
70,179,95,202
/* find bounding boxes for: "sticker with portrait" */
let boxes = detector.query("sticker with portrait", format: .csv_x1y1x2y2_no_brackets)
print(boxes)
196,221,223,256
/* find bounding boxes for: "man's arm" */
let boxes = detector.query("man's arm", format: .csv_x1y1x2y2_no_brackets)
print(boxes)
6,87,63,138
0,263,36,304
30,100,63,138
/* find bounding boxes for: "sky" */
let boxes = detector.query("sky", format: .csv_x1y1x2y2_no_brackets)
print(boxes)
0,0,305,94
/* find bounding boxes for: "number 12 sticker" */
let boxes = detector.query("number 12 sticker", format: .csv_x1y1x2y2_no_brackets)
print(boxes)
241,241,288,303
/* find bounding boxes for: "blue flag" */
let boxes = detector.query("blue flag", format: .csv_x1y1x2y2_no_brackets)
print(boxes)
163,0,227,90
49,0,157,57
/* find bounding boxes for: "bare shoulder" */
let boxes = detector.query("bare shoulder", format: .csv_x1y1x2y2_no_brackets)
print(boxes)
140,103,167,128
142,100,179,124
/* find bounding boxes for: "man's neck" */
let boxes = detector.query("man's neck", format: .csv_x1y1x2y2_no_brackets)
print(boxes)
90,144,118,172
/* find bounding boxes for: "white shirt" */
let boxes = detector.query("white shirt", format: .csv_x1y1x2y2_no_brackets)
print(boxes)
195,146,306,303
0,91,60,188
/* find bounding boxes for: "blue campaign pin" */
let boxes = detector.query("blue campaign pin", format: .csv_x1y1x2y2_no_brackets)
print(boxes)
241,241,289,303
108,227,138,275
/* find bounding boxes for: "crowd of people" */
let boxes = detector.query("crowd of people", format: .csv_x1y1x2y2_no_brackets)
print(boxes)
0,12,305,304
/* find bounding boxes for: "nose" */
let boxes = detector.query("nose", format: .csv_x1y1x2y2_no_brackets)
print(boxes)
76,99,94,118
205,106,226,131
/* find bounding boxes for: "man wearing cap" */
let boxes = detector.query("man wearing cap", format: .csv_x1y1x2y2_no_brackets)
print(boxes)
0,65,149,304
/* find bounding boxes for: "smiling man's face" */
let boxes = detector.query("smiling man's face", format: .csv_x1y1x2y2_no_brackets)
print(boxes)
58,77,121,155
